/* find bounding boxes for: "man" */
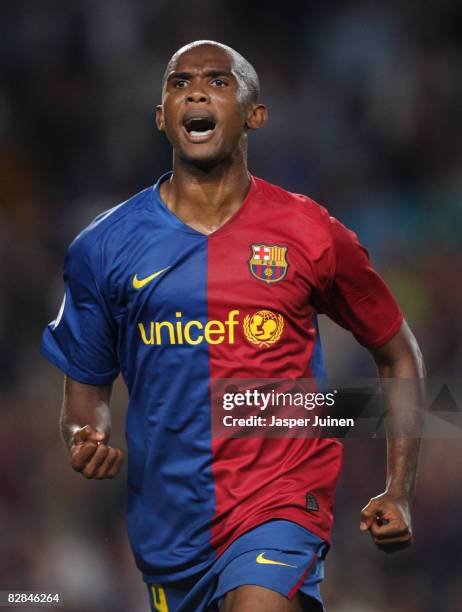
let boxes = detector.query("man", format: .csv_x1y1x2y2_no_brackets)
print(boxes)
41,41,424,611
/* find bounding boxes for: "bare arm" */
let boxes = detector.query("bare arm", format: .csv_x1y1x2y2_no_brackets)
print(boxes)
360,320,425,552
62,375,124,479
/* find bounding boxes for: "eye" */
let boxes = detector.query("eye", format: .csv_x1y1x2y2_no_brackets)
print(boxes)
212,78,228,87
174,80,188,88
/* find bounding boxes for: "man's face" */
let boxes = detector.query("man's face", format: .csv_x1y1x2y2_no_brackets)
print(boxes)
157,45,253,167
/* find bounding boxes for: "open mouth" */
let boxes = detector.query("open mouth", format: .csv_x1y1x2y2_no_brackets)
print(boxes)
183,116,216,141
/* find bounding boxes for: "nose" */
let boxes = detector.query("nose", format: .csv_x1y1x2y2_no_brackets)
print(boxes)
186,90,209,104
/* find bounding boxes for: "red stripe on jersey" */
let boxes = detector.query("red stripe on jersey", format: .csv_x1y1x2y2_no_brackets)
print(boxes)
206,177,343,555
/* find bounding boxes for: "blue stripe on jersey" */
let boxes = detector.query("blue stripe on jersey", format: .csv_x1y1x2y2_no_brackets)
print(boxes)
310,316,327,379
125,215,217,581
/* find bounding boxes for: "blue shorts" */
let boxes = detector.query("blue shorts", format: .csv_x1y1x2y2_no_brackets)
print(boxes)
146,520,328,611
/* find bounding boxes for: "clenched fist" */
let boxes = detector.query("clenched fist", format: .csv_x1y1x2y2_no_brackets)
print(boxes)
360,492,413,553
70,425,124,479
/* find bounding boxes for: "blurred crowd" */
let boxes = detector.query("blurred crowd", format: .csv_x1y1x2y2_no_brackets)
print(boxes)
1,1,461,610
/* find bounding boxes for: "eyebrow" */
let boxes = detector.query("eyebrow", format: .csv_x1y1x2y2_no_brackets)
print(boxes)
167,70,235,82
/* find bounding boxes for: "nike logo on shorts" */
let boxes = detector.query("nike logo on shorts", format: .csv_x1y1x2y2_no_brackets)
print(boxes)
256,552,297,568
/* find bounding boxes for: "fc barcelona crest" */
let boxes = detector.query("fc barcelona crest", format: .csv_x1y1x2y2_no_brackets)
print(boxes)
249,244,289,284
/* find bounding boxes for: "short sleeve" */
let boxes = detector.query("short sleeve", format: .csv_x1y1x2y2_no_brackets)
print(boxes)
40,237,119,385
313,217,403,348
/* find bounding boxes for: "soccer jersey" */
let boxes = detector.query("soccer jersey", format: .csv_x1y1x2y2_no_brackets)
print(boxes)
41,173,403,582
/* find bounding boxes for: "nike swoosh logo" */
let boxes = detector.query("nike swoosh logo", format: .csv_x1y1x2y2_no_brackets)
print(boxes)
133,267,170,289
256,552,297,568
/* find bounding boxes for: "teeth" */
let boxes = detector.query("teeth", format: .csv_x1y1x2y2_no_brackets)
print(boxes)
190,130,213,137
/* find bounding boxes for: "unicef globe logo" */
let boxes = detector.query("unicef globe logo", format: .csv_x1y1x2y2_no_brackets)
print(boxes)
243,309,284,347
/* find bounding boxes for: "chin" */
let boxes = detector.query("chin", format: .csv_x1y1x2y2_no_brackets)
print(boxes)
178,147,231,169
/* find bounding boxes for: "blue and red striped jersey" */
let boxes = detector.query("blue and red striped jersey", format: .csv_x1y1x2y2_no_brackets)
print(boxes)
41,173,403,582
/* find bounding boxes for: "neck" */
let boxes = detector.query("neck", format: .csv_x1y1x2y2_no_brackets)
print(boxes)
159,153,251,235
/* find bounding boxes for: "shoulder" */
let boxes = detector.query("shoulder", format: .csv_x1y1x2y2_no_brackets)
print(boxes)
70,186,153,255
253,176,363,252
63,186,153,285
253,175,333,232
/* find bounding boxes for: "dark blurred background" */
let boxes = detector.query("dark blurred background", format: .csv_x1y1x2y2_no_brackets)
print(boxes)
1,1,462,610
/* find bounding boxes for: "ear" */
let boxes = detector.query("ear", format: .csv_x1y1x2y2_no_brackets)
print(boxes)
155,105,164,131
245,104,268,131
